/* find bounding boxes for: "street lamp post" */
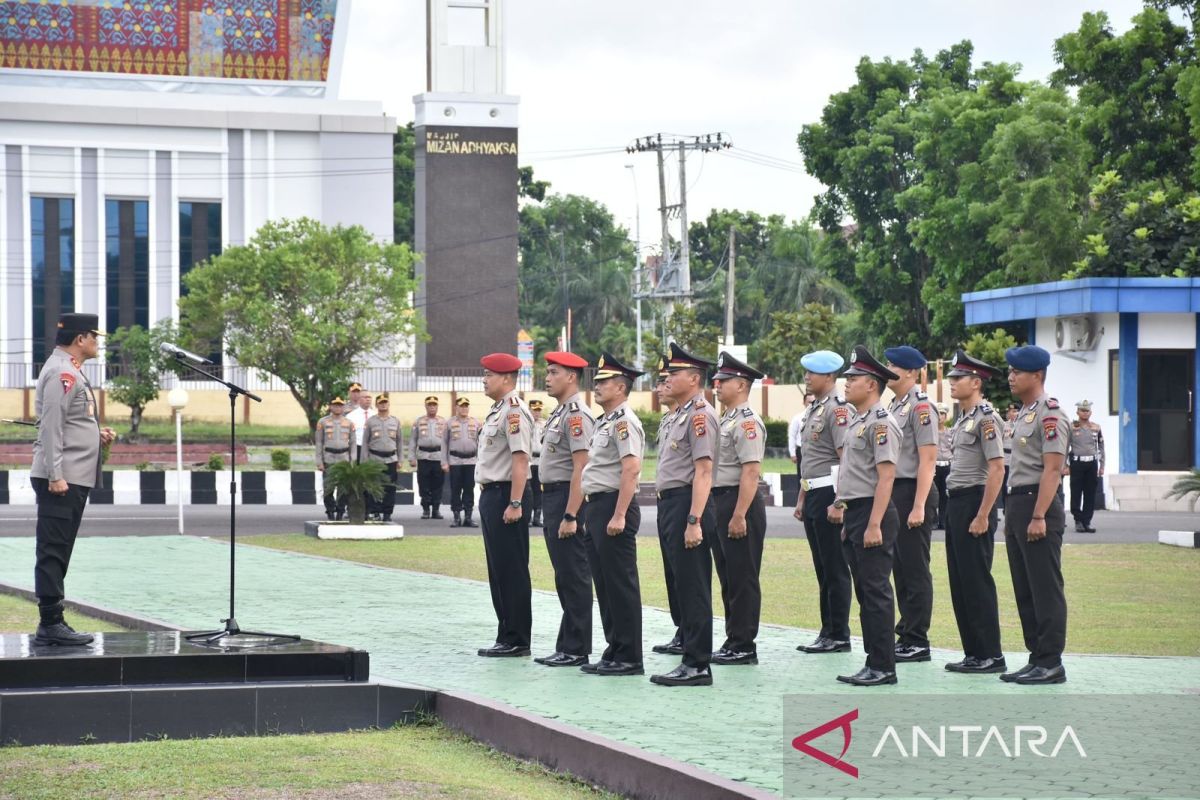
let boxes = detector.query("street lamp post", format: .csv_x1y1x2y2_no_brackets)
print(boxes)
625,163,643,372
167,387,189,535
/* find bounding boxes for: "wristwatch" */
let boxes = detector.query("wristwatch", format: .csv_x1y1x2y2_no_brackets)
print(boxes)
687,514,699,525
833,499,848,511
509,499,523,509
563,512,577,522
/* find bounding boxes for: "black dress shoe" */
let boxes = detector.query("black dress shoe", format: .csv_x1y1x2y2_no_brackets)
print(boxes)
650,664,713,686
960,656,1007,674
325,511,335,521
477,644,530,658
1000,663,1037,682
652,636,684,655
463,515,478,528
711,648,758,665
432,509,444,519
597,661,644,676
800,638,851,654
33,622,93,647
537,652,588,668
945,656,980,672
1014,664,1067,685
894,644,931,663
1083,524,1096,533
421,508,431,519
533,651,562,665
1074,520,1086,532
837,666,897,686
581,659,612,674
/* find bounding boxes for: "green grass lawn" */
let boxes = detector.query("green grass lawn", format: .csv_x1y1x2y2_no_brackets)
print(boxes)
0,593,127,635
0,420,311,445
247,534,1200,658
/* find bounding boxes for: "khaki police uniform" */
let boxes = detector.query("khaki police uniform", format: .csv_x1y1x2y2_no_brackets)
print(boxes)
538,393,596,657
363,414,401,519
654,403,683,648
1005,394,1070,669
476,390,534,650
315,412,355,517
655,394,720,669
888,387,938,652
410,414,447,515
945,402,1006,661
1068,417,1104,529
711,403,767,655
30,348,103,610
798,391,854,644
444,415,481,521
581,402,645,664
835,403,903,673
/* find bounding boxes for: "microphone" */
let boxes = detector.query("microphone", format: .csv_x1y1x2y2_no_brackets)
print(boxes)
159,342,214,365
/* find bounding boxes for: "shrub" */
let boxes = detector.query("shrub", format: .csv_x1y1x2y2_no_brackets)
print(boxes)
270,449,292,471
207,453,225,471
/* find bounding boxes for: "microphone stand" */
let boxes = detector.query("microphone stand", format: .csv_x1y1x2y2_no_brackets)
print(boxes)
171,354,299,647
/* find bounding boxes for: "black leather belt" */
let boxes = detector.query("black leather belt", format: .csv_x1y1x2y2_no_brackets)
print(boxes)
710,486,737,495
584,489,617,502
419,445,441,452
656,486,690,500
844,497,874,509
325,447,349,454
894,477,917,483
481,481,511,491
369,449,396,457
948,485,984,497
1008,483,1040,496
541,481,569,493
450,451,477,458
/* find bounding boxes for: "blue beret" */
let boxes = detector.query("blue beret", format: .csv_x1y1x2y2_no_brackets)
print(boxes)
883,345,927,370
1005,345,1051,371
800,350,844,374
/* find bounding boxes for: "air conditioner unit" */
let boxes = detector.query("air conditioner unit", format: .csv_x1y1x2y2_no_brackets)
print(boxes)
1054,315,1099,351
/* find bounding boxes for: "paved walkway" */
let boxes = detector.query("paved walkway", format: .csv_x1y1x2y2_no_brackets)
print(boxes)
0,536,1197,796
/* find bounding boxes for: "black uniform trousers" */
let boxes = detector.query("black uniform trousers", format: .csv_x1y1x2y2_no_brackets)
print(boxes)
321,465,348,516
541,483,593,656
891,478,936,649
529,465,542,512
657,487,715,669
841,497,899,672
416,458,444,510
478,482,533,648
711,486,766,653
801,484,852,642
366,461,398,517
657,506,682,643
31,477,91,609
584,490,642,663
448,464,474,514
1069,458,1098,527
933,464,950,528
944,486,1002,659
1003,487,1067,668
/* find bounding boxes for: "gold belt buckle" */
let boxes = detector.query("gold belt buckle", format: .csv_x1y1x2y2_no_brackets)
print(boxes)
801,479,810,492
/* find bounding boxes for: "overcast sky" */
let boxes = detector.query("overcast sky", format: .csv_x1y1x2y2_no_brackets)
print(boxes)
339,1,1144,251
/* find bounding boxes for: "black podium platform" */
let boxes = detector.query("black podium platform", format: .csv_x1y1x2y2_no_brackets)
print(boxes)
0,632,433,746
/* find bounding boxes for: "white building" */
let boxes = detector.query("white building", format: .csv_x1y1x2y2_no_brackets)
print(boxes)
0,0,395,386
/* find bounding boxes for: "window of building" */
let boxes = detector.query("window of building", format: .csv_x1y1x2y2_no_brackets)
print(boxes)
31,197,75,377
1108,349,1119,415
179,201,223,365
105,199,149,332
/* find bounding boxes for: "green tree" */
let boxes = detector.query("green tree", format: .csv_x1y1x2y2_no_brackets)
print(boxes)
393,123,415,248
658,304,721,362
105,319,181,438
963,327,1019,410
753,305,843,384
179,218,420,437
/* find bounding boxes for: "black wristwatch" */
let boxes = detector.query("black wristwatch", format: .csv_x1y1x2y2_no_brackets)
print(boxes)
687,514,699,525
509,499,523,509
563,512,577,522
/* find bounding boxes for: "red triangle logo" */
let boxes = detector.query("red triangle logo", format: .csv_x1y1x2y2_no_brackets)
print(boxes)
791,708,858,778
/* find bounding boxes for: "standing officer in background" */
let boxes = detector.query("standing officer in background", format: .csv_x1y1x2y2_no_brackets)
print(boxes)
787,401,806,478
316,397,355,521
363,393,401,522
650,354,685,657
445,398,481,527
792,350,854,655
882,346,938,664
580,353,646,676
529,399,546,528
1001,403,1019,509
651,343,719,688
829,346,902,686
475,353,534,658
1067,400,1103,533
934,403,953,530
943,350,1007,675
533,352,596,669
409,396,446,520
1002,345,1070,685
346,387,373,463
30,312,115,646
710,352,768,666
346,382,363,413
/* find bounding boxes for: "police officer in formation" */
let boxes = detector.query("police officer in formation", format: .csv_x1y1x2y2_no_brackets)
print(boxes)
316,396,355,521
942,350,1007,674
828,346,903,686
580,353,647,676
709,352,768,665
533,352,596,669
792,350,854,655
474,353,535,658
650,354,684,656
362,393,401,522
528,399,546,528
1001,345,1070,685
933,403,953,530
409,396,446,519
445,398,481,527
1067,399,1104,533
30,312,115,646
651,343,720,687
882,346,938,664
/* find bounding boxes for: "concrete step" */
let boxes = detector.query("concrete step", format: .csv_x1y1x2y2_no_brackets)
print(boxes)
1115,497,1197,513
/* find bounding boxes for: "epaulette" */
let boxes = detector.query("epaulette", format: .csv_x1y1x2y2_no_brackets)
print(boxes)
875,408,888,418
741,407,754,417
979,402,993,415
916,390,928,400
508,396,520,407
695,399,706,409
1046,397,1060,409
609,408,626,420
835,395,848,405
567,401,579,411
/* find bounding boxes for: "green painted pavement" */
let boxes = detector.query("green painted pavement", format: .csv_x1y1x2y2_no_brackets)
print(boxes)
0,536,1197,796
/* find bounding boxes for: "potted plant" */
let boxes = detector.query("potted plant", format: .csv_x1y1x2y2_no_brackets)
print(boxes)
1164,469,1200,512
324,461,388,525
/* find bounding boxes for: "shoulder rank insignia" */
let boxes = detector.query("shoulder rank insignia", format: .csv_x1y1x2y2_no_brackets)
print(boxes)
834,395,847,405
916,391,928,400
695,398,706,409
741,406,754,418
980,403,993,415
875,408,888,419
1046,398,1060,409
508,396,520,407
567,401,579,411
611,408,626,420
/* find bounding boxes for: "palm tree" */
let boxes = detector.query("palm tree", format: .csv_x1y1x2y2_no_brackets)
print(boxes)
1164,469,1200,512
324,461,388,525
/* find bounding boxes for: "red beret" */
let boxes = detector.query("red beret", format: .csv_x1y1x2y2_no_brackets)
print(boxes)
480,352,522,373
544,351,588,369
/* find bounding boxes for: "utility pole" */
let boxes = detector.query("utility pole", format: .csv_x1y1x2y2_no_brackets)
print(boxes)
725,225,736,344
625,164,643,371
678,141,690,297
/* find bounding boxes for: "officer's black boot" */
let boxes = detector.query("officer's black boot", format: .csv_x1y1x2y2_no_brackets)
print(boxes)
452,511,461,527
531,510,542,528
421,505,430,520
432,505,444,520
464,509,478,528
34,602,93,647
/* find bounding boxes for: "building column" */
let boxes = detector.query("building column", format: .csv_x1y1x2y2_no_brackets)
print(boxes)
1194,316,1200,469
1118,313,1138,474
